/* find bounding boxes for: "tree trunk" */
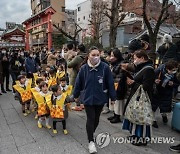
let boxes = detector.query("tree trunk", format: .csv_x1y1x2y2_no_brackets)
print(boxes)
148,34,157,65
109,26,117,48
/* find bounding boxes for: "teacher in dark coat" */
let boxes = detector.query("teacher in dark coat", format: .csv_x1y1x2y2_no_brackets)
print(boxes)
122,50,155,146
73,46,116,154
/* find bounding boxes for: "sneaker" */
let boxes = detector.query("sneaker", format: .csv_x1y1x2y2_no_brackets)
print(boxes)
152,121,159,128
72,106,82,111
102,108,110,114
110,117,121,123
38,122,42,128
53,129,58,134
23,113,28,117
34,114,38,120
162,115,168,123
46,124,51,129
169,144,180,153
88,141,97,154
107,115,115,121
27,110,31,114
2,90,7,93
6,89,12,92
63,129,68,135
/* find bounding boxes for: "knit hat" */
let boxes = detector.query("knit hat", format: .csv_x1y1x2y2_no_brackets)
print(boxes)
128,39,143,53
163,34,172,43
140,34,150,43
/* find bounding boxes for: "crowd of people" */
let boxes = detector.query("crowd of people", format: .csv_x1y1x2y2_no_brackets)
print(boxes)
0,33,179,153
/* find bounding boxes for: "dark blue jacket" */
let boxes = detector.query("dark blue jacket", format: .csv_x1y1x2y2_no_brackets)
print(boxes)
73,62,116,106
25,57,37,74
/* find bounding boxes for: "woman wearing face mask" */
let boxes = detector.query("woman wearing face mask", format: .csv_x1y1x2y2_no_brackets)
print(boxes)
107,48,124,123
73,46,116,154
122,50,155,146
151,60,179,128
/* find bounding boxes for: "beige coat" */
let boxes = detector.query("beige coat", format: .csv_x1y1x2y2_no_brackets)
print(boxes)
47,53,57,66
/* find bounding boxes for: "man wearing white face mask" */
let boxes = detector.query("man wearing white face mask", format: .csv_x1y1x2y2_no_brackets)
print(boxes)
152,60,180,128
73,46,116,154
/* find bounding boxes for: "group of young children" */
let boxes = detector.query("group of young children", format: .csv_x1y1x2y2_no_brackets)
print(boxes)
13,65,73,135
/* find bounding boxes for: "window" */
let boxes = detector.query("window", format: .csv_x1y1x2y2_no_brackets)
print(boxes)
62,7,65,12
83,16,85,20
130,13,135,18
78,7,81,11
62,21,65,27
37,0,40,5
78,18,80,21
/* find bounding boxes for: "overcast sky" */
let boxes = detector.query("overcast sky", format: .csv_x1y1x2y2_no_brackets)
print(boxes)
0,0,178,28
0,0,86,28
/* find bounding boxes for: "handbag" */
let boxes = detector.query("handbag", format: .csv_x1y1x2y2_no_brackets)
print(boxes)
125,85,154,125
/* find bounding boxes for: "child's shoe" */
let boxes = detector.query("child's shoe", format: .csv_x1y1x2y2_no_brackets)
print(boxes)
63,129,68,135
53,129,58,134
46,124,51,129
27,110,31,114
38,122,42,128
34,114,38,120
23,113,28,117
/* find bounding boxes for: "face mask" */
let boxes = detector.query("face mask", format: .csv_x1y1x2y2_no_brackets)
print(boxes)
172,71,177,74
90,56,100,65
30,54,33,57
21,53,24,56
133,60,141,66
2,51,6,54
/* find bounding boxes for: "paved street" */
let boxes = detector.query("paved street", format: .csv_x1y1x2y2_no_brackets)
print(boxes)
0,91,179,154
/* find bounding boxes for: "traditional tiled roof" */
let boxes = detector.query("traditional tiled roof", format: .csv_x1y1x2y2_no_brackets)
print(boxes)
130,22,180,41
23,6,56,24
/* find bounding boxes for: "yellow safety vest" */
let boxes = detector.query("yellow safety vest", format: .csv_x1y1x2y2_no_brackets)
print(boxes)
56,71,65,80
63,85,73,96
49,77,57,87
13,79,32,103
49,93,67,119
33,73,38,81
33,92,52,116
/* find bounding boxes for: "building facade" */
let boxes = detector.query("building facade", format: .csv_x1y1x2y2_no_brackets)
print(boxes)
122,0,177,24
0,22,25,49
65,9,77,36
77,0,110,43
23,0,66,51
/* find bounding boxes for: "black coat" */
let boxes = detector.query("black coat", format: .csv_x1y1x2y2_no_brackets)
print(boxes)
157,43,178,63
116,70,132,100
124,61,155,114
152,65,180,113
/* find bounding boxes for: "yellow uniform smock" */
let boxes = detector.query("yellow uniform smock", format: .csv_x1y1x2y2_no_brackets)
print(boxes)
60,85,73,96
56,71,65,80
13,79,32,103
48,76,57,87
48,93,67,119
33,92,52,116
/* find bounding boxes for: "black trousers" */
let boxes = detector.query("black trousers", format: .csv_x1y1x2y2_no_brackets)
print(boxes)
53,120,66,130
1,72,10,91
84,105,104,142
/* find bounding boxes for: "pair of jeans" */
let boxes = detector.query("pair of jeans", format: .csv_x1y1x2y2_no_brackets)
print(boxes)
84,105,104,142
